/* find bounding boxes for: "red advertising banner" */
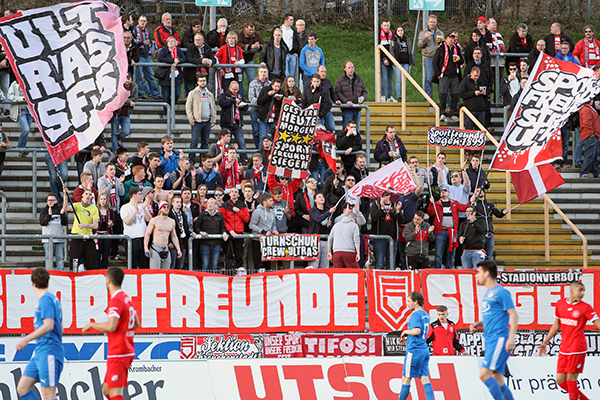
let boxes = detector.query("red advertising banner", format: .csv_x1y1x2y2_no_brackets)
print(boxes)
302,334,383,357
420,269,599,330
367,269,420,332
0,269,365,334
263,333,303,358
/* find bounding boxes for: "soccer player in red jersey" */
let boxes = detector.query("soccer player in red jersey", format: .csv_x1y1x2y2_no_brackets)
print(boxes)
539,281,600,400
82,268,139,400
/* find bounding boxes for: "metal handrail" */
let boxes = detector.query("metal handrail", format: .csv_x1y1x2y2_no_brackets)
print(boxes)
0,191,6,261
375,45,440,130
0,234,133,269
459,105,589,267
187,233,395,271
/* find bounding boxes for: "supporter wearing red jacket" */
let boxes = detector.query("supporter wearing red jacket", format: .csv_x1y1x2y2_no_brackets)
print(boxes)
154,13,181,48
220,187,250,270
267,173,302,218
426,305,466,355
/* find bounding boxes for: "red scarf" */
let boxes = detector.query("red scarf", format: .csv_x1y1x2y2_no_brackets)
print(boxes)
584,38,600,67
387,136,400,158
224,45,242,74
380,28,392,46
253,165,264,181
169,47,177,59
520,37,527,48
440,43,459,76
491,30,505,53
116,158,131,176
199,199,208,212
234,100,240,121
224,158,241,189
104,174,117,208
303,193,312,211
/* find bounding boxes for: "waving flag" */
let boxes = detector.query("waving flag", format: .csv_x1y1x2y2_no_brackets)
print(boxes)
491,52,600,171
315,128,337,171
511,164,564,204
0,1,129,165
349,159,416,198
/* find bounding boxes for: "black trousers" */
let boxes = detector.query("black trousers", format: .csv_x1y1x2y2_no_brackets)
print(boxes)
70,238,96,271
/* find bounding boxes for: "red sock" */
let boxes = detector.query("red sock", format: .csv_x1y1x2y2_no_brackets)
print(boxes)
566,381,579,400
578,389,589,400
558,381,568,393
110,396,124,400
104,394,110,400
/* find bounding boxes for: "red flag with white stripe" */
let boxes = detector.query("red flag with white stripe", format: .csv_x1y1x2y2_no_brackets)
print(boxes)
510,163,564,204
315,128,337,171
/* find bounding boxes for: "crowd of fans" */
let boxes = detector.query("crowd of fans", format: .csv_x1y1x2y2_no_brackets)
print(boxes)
1,11,596,271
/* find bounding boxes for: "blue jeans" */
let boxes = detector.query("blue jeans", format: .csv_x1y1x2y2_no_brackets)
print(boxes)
162,84,181,125
250,109,261,148
134,55,160,99
580,135,600,176
310,159,327,189
45,153,69,198
200,244,221,272
341,108,362,131
461,250,486,269
230,125,247,161
0,70,9,111
258,120,275,144
434,230,455,269
111,115,131,151
393,63,410,100
96,238,111,269
380,62,393,99
17,108,33,148
483,233,494,260
554,124,570,166
318,111,335,133
285,54,297,79
44,242,65,270
423,58,434,98
184,80,196,98
241,61,256,99
170,246,186,269
374,238,397,269
190,121,212,164
574,127,583,165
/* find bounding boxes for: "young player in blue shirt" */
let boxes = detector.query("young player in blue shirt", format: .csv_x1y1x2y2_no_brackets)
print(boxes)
398,291,435,400
16,267,64,400
470,260,519,400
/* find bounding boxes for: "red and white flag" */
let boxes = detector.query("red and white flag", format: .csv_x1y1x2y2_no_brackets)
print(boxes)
315,128,336,171
511,163,564,204
491,52,600,171
349,159,416,198
0,1,130,165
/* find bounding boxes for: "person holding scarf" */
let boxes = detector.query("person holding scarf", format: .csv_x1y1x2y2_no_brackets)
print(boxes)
219,147,244,193
433,33,464,122
244,153,267,194
295,177,318,234
573,25,600,68
215,32,245,94
374,125,408,167
156,36,186,123
168,195,191,269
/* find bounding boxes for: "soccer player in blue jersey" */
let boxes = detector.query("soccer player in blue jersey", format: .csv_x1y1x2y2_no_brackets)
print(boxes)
16,268,64,400
398,291,435,400
470,260,518,400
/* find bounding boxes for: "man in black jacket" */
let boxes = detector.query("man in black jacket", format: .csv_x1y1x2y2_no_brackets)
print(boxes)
257,78,283,143
184,33,215,97
304,65,339,133
124,31,139,76
459,66,486,131
218,81,249,163
433,33,464,122
373,125,407,167
464,47,493,128
182,19,205,48
260,28,288,81
543,22,574,57
507,23,534,73
40,191,68,270
370,193,404,269
302,74,332,125
465,154,490,195
336,120,362,171
458,205,486,269
473,188,508,260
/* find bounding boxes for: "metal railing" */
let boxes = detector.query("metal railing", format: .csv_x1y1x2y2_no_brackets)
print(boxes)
188,233,396,271
0,191,6,261
0,234,133,269
459,106,589,267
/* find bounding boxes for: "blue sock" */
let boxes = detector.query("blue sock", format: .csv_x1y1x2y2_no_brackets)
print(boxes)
21,391,39,400
398,384,411,400
423,382,435,400
485,377,503,400
500,384,515,400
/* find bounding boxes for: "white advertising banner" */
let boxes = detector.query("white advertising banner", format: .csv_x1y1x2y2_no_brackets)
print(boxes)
1,357,600,399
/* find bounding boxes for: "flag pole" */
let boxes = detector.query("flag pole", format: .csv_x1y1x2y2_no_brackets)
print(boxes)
57,168,81,224
508,203,522,212
426,141,440,221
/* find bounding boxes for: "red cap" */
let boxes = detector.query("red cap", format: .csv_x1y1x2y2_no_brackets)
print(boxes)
477,16,487,23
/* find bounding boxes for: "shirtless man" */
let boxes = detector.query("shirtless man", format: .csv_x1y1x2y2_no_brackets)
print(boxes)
143,202,181,269
153,175,169,202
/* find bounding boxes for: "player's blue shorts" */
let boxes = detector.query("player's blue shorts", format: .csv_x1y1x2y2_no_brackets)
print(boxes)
23,352,63,387
403,348,430,378
482,336,510,373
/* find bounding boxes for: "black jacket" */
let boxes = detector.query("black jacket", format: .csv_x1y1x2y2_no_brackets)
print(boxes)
218,89,248,128
336,126,363,170
156,46,186,86
374,136,407,166
304,78,338,103
507,32,534,70
182,27,206,48
474,200,505,234
464,61,493,88
322,174,346,209
184,43,215,84
257,85,283,123
543,33,575,57
466,165,490,194
194,210,225,246
459,76,486,112
260,40,289,78
370,201,405,240
168,209,191,245
40,204,68,226
458,217,486,250
126,41,140,75
206,28,229,49
433,43,464,80
464,38,491,66
302,84,332,119
309,207,332,235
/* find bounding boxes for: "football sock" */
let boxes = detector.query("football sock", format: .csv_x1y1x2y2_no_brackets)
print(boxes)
500,384,514,400
578,391,589,400
566,381,579,400
110,396,124,400
20,391,39,400
398,384,411,400
484,377,503,400
558,381,569,392
423,382,435,400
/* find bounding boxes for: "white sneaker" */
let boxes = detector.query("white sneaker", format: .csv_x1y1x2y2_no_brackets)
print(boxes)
450,115,459,122
78,264,85,272
440,115,447,122
380,95,386,102
387,97,397,102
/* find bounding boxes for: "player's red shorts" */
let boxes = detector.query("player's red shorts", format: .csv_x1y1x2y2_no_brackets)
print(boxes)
104,356,134,388
557,353,586,374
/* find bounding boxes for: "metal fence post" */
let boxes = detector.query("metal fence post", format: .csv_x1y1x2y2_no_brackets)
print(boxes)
48,237,54,270
0,190,6,262
126,237,133,269
32,150,38,218
364,104,371,167
170,65,176,130
188,236,194,270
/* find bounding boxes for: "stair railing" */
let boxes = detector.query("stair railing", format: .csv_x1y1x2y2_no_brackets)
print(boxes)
375,45,440,131
459,106,588,267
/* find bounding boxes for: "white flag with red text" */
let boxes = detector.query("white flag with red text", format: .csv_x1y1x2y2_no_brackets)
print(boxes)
0,1,129,165
511,163,564,204
491,52,600,171
349,158,416,198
